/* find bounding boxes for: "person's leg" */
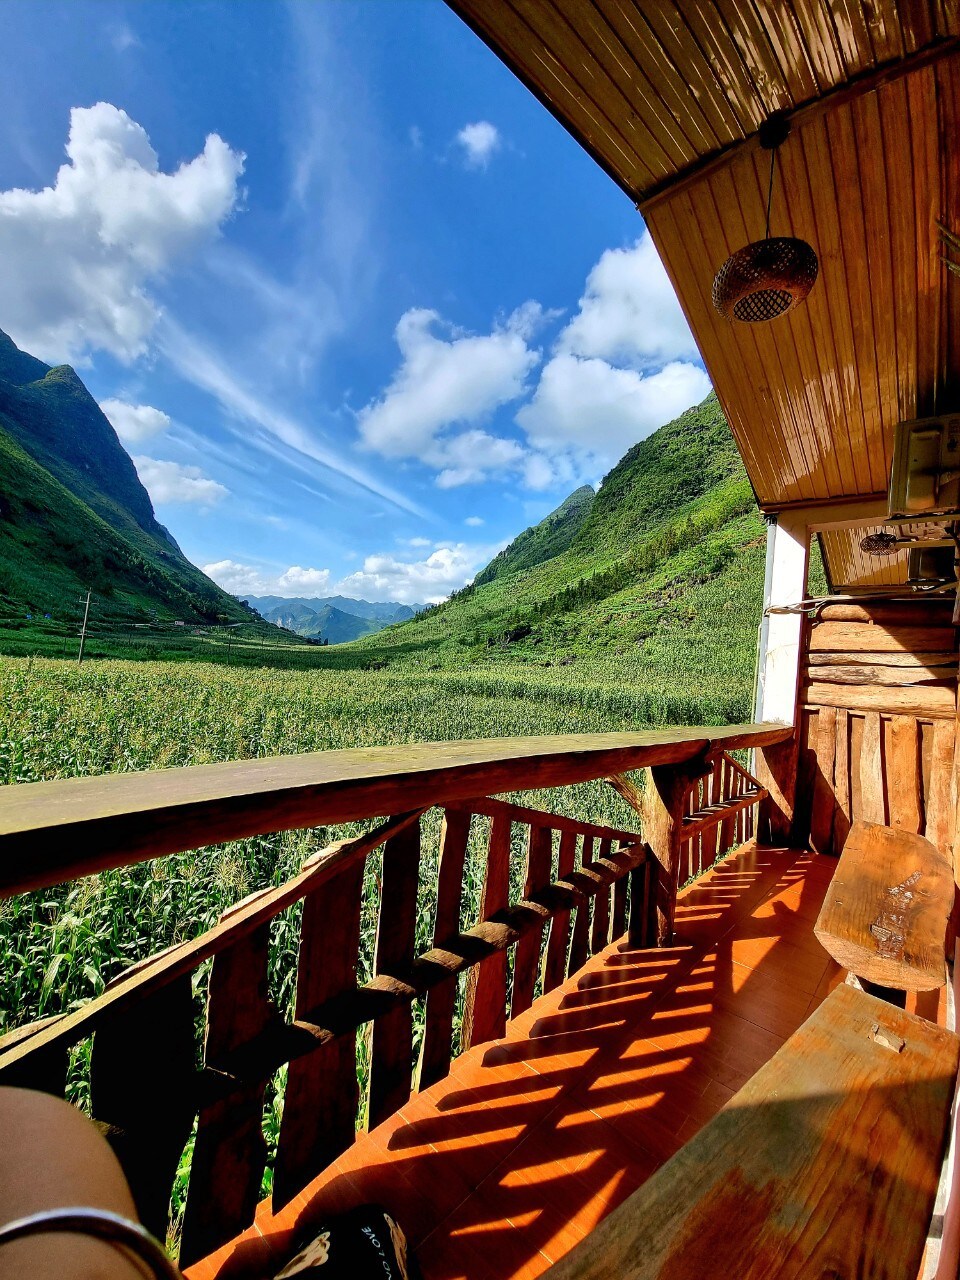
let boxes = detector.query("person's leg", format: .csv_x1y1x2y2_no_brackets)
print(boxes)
0,1086,149,1279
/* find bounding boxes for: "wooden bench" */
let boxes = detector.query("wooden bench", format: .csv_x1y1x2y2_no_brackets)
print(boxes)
814,819,954,1000
543,983,960,1280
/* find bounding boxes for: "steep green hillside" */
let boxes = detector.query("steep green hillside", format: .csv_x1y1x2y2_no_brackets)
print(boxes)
0,328,261,630
355,395,774,721
475,485,594,585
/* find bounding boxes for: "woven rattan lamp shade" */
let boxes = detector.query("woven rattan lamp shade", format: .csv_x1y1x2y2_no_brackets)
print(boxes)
712,236,819,322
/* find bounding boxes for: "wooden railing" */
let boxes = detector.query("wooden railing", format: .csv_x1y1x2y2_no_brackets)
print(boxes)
0,724,787,1265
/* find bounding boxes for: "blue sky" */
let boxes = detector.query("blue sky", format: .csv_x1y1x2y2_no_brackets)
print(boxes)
0,0,710,604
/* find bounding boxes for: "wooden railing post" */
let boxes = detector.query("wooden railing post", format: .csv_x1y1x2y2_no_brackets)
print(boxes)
462,813,512,1048
367,820,422,1128
512,824,554,1018
417,809,471,1090
90,971,197,1242
543,828,578,991
180,893,280,1264
567,835,593,977
273,852,365,1208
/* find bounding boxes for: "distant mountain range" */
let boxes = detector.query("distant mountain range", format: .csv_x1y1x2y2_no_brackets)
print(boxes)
244,595,418,645
0,327,259,627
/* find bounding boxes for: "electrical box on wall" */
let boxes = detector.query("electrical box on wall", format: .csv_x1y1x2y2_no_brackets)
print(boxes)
887,415,960,523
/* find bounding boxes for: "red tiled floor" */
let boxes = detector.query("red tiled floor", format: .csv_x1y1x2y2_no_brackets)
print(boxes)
186,844,838,1280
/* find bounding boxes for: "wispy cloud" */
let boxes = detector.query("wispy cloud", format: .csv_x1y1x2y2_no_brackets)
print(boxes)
159,317,426,517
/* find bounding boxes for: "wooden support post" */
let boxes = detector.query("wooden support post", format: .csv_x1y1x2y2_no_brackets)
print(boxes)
417,810,471,1091
644,758,709,945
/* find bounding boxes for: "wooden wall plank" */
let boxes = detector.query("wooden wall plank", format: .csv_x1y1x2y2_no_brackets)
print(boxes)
833,708,851,850
803,663,954,685
417,810,471,1091
803,682,956,718
849,713,864,822
925,719,956,854
367,822,421,1128
511,824,554,1018
181,910,277,1263
809,650,958,667
814,706,834,855
461,814,512,1049
274,856,364,1206
859,712,886,824
887,716,922,834
543,829,578,991
808,623,956,653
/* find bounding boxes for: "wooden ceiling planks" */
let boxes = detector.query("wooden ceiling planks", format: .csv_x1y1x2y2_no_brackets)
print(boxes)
447,2,960,585
450,1,960,203
643,58,960,507
821,527,911,588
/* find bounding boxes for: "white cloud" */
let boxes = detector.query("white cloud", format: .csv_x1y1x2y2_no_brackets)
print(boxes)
0,103,244,363
409,125,424,151
337,543,489,605
100,398,171,444
134,457,229,506
456,121,500,170
357,303,548,486
203,560,332,597
465,516,484,527
558,234,699,368
517,355,712,463
204,543,490,606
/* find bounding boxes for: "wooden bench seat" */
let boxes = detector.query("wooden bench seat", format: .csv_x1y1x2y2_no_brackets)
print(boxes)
814,819,954,994
542,983,960,1280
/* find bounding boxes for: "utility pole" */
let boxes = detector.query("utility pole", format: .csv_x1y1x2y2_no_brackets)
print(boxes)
77,590,92,665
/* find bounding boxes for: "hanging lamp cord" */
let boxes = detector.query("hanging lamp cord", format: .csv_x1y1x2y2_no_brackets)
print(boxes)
764,144,776,239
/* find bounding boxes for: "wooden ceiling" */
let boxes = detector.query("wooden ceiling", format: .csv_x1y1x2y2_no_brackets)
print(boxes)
448,1,960,587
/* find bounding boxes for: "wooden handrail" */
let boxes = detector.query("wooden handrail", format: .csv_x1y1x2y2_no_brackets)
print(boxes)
0,723,789,896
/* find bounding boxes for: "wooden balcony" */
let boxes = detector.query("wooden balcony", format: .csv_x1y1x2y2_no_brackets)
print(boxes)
0,723,786,1271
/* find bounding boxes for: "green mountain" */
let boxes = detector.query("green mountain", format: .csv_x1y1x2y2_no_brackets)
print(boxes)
475,485,594,586
246,595,416,645
0,328,259,629
351,393,816,722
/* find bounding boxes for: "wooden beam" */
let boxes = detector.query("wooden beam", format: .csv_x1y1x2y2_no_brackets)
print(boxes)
803,682,957,718
0,724,789,896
